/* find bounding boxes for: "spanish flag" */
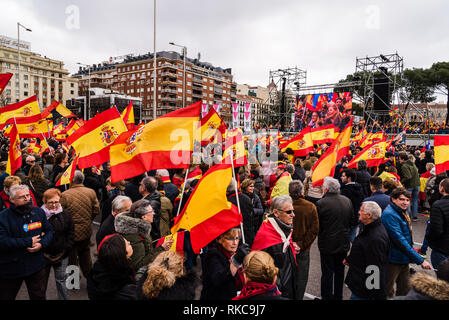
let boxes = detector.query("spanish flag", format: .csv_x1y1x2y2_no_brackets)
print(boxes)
65,119,81,137
53,122,67,141
120,102,135,130
171,163,242,253
311,118,352,187
200,107,227,146
311,124,335,145
2,113,51,138
67,107,127,169
155,230,186,259
280,126,314,157
41,100,76,119
0,95,41,125
347,140,387,169
0,73,13,95
56,154,79,186
223,128,247,167
434,136,449,175
109,102,202,183
6,123,22,175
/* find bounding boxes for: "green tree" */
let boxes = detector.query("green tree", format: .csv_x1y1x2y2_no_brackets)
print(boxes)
428,62,449,123
401,68,436,103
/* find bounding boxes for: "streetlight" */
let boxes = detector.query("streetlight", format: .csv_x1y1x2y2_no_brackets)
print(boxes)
17,22,32,102
77,62,90,120
169,42,187,108
153,0,157,120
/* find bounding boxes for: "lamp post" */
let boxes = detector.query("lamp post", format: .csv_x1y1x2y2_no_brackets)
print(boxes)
77,62,90,120
17,22,32,102
169,42,187,108
153,0,157,120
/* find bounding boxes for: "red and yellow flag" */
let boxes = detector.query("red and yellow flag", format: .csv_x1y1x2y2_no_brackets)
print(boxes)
223,128,247,167
156,230,186,259
6,123,22,175
109,102,202,182
280,126,314,157
65,119,81,137
200,107,227,146
2,113,51,138
0,73,13,95
434,136,449,175
67,107,127,169
347,140,387,169
311,124,335,145
311,118,353,187
0,95,41,125
41,100,76,119
56,154,80,186
120,102,135,130
171,163,242,253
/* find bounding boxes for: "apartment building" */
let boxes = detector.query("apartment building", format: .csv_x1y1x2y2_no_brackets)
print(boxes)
0,35,78,109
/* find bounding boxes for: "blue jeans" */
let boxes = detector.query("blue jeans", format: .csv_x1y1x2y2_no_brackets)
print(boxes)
407,186,419,218
349,225,359,243
45,257,69,300
431,250,448,270
420,219,430,254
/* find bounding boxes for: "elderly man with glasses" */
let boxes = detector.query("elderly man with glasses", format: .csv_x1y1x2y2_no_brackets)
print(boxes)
0,184,54,300
252,195,297,299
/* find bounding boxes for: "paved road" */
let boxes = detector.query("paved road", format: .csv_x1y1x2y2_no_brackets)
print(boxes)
17,211,434,300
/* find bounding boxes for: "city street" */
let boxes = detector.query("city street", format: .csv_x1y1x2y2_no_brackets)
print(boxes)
16,209,434,300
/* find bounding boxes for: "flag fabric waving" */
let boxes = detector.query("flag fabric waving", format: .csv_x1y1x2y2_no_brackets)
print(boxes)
0,73,13,95
6,123,22,175
41,100,76,119
67,107,127,169
347,140,387,169
280,126,314,157
222,128,247,167
434,136,449,175
2,113,51,138
155,230,186,259
109,102,202,182
171,163,242,253
311,124,335,145
120,102,135,130
0,95,41,125
200,107,227,146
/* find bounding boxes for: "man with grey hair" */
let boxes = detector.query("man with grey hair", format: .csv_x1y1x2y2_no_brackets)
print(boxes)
0,184,54,300
252,195,297,299
289,180,319,300
315,176,353,300
96,195,132,246
60,170,100,278
344,201,390,300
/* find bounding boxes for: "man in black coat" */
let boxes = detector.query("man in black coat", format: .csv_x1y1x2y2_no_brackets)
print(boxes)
227,181,255,247
340,168,365,243
344,201,390,300
316,177,353,300
427,178,449,269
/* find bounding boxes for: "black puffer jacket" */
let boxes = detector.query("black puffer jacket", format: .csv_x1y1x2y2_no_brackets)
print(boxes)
144,191,162,241
340,182,365,227
316,192,353,254
356,169,371,198
427,195,449,256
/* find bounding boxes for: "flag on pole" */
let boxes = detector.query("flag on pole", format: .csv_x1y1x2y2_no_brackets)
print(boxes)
311,124,335,145
155,230,186,259
2,113,51,138
171,163,242,253
223,128,247,167
200,107,227,146
120,102,135,130
6,123,22,175
0,95,41,125
41,100,76,119
66,107,127,169
55,154,80,186
109,102,202,183
280,126,314,157
347,140,387,169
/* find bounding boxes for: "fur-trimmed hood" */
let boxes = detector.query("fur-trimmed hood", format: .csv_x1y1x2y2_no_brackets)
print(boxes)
114,211,152,236
395,272,449,300
411,272,449,300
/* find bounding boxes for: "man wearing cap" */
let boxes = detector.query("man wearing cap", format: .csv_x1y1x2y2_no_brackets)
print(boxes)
266,162,292,206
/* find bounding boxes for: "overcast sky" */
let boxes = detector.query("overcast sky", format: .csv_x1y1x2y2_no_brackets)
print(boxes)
1,0,448,102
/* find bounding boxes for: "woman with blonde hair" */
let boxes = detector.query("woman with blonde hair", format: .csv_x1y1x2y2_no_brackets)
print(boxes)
233,250,285,300
137,250,198,300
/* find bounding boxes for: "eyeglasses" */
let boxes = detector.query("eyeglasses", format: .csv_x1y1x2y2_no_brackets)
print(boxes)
16,194,31,200
28,160,36,163
248,185,255,188
46,201,60,206
279,209,295,215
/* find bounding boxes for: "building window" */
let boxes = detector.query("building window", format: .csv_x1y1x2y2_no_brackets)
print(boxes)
187,73,192,78
187,81,191,86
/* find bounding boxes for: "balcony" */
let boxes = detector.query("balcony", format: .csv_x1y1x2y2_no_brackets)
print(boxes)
161,71,177,77
161,96,177,102
161,88,178,94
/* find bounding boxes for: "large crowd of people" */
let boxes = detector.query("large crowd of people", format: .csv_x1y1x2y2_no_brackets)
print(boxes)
0,130,449,301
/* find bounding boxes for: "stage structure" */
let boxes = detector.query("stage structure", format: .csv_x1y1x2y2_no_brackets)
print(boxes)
265,67,307,131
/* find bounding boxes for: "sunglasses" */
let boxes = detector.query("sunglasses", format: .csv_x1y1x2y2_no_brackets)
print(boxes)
278,209,295,215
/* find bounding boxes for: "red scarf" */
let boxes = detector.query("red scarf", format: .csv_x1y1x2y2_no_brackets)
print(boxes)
233,281,281,300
